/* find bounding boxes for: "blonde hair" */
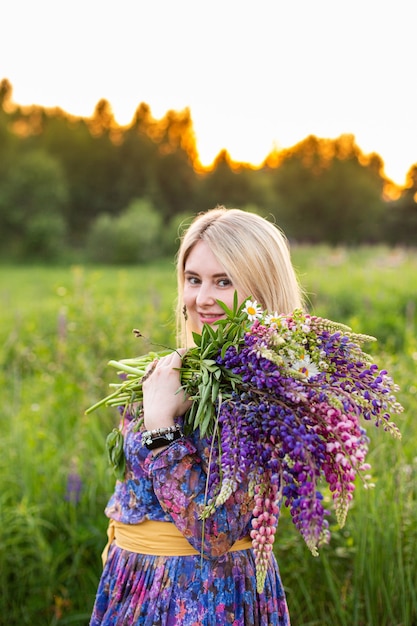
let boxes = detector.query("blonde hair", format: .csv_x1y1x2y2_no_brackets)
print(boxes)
176,206,304,345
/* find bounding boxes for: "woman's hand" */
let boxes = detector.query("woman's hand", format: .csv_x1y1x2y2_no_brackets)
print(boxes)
142,350,191,432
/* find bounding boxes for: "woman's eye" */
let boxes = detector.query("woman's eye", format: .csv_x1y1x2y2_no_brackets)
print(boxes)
218,278,232,287
187,276,200,285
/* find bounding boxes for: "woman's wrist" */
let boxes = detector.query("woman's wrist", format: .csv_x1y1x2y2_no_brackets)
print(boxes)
141,424,183,450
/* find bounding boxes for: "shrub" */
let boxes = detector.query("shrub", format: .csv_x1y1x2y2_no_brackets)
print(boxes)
87,198,163,264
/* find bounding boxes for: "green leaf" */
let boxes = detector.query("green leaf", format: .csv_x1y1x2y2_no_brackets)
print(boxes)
202,359,218,373
211,379,220,403
200,405,214,437
221,341,234,359
202,323,218,341
192,331,202,346
216,298,234,317
213,368,223,381
106,428,126,479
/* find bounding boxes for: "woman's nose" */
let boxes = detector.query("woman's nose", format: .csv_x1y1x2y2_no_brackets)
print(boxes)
196,282,216,306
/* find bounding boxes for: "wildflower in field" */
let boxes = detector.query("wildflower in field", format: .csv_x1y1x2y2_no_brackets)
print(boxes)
65,471,82,504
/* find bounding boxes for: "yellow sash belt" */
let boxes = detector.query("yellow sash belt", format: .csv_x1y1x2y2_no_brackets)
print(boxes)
102,519,252,565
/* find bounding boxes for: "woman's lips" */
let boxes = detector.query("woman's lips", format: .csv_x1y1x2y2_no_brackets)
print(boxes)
198,313,224,324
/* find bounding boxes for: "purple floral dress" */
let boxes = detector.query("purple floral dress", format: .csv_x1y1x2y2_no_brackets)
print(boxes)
90,416,290,625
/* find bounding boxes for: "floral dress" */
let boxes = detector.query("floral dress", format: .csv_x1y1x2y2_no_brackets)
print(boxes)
90,416,290,625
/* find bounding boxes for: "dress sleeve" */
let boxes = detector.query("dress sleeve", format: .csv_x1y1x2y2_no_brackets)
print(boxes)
148,437,254,558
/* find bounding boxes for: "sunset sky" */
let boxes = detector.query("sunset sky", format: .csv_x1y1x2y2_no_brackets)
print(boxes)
1,0,415,186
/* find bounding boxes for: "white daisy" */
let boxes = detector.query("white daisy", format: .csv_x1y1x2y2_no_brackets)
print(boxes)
243,299,263,321
265,312,283,328
292,353,321,379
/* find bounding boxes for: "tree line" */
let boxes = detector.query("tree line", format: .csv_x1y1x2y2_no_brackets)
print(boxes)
0,78,416,262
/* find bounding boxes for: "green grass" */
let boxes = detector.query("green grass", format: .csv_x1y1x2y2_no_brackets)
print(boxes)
0,247,416,625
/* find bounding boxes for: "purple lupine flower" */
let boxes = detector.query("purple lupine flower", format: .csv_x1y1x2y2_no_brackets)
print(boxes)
202,307,402,576
65,472,82,504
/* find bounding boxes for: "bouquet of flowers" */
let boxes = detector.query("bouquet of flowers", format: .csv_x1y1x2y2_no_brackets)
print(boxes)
87,295,402,592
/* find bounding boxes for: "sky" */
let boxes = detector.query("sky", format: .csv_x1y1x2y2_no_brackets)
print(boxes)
1,0,416,187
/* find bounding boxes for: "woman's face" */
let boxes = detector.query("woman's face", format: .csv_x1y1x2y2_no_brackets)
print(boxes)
183,240,247,334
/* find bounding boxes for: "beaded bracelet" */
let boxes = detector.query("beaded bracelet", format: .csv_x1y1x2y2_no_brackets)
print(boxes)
141,424,183,450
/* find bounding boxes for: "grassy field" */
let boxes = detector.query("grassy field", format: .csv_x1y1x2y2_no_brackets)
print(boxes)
0,246,416,625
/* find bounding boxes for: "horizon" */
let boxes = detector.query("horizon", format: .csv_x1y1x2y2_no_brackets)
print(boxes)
2,84,413,194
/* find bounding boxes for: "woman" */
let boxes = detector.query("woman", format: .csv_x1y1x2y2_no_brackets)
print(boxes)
90,206,303,625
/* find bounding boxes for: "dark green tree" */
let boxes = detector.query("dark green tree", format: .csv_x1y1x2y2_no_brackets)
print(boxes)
0,79,18,181
267,135,386,243
112,106,160,210
0,149,68,260
194,150,261,212
385,164,417,244
150,108,199,218
40,103,121,243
